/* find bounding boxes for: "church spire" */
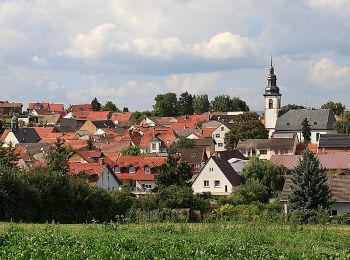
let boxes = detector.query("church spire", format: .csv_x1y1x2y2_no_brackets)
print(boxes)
264,57,280,96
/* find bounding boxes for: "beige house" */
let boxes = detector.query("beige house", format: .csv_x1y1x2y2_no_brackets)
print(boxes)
79,120,115,135
192,156,242,195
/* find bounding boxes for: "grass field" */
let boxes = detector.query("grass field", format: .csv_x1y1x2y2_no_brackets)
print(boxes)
1,222,350,259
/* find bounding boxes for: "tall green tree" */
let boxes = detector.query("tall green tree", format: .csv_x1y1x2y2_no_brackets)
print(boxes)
193,94,210,114
288,149,332,211
301,118,311,144
281,104,305,111
155,155,192,188
153,93,178,117
321,101,345,116
231,97,249,111
0,143,19,169
102,101,119,112
210,95,232,112
45,138,70,174
123,107,129,112
334,111,350,134
178,91,194,115
91,97,102,111
224,112,268,149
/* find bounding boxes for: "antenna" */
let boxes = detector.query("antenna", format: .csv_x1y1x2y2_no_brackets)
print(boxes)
270,55,273,67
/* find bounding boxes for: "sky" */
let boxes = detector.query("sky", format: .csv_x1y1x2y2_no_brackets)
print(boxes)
1,0,350,111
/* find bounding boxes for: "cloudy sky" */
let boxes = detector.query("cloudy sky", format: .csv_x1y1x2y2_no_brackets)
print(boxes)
1,0,350,111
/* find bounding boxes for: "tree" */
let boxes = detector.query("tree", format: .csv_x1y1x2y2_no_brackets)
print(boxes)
168,138,196,154
224,112,268,149
178,91,194,115
301,118,311,144
193,94,210,114
153,93,178,117
228,179,269,204
334,111,350,134
281,104,305,111
112,189,136,216
155,155,192,188
210,95,249,112
231,97,249,111
45,138,70,174
102,101,119,112
121,146,141,156
288,149,332,211
242,158,286,198
123,107,129,112
321,101,345,116
85,138,96,150
0,143,19,169
91,97,102,111
0,120,4,135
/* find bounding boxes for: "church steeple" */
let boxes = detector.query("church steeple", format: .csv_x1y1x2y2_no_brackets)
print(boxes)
264,57,281,96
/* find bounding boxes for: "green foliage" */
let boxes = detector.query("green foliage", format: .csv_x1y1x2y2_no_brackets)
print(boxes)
242,158,286,197
0,143,19,169
153,92,178,117
45,138,70,174
133,111,153,122
281,104,305,111
210,95,249,112
321,101,346,116
228,179,269,205
85,138,96,150
334,111,350,134
301,117,311,143
155,156,192,188
123,107,129,112
120,146,141,156
288,149,332,211
178,91,194,115
193,94,210,114
102,101,119,112
91,97,102,111
225,112,268,149
168,137,196,154
112,189,136,217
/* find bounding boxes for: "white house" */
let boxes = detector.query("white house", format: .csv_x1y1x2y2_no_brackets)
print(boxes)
192,156,242,195
211,123,231,152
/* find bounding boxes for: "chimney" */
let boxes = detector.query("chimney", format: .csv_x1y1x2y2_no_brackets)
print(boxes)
99,157,104,165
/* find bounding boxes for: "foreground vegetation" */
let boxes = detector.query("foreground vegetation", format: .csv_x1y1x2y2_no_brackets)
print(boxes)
1,222,350,259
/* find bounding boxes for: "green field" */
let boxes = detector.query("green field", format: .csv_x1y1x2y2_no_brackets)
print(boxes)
1,222,350,259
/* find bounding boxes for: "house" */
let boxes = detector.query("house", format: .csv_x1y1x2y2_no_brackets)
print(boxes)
140,116,177,127
0,101,23,115
208,112,243,125
113,156,167,193
14,143,51,167
174,129,202,139
69,149,104,163
38,113,61,126
274,109,337,144
177,114,208,124
139,128,178,154
110,112,136,127
236,134,298,160
317,134,350,154
69,162,120,191
193,138,216,158
192,156,242,195
86,111,111,121
27,102,64,114
270,152,350,173
281,174,350,216
79,120,115,135
177,148,208,174
70,104,92,112
215,150,249,175
59,118,86,132
211,122,231,151
2,117,41,147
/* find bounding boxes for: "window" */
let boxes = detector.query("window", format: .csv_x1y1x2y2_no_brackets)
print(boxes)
221,127,224,131
331,210,338,216
129,166,135,173
114,166,121,173
145,166,151,174
218,143,223,147
252,149,256,156
268,99,273,109
314,122,317,125
259,149,267,155
204,180,209,187
209,167,214,172
214,180,220,188
152,143,157,150
215,133,220,138
191,152,197,159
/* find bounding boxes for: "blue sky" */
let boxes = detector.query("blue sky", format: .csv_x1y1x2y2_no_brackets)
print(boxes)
1,0,350,111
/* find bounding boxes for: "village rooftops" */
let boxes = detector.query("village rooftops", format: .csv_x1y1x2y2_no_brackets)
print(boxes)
318,134,350,148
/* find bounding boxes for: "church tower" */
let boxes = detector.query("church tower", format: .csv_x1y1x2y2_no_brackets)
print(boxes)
264,58,281,137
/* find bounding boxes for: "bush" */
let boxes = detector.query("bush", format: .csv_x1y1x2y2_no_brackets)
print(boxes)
288,209,330,224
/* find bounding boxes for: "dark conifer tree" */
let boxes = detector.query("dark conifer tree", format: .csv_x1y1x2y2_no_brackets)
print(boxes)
301,117,311,143
91,97,102,111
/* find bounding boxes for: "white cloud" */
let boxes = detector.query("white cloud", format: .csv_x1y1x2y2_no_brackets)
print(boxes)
310,58,350,85
31,56,48,66
49,80,64,91
308,0,350,14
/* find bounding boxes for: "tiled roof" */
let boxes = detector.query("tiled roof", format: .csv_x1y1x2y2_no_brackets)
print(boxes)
275,108,336,131
28,102,64,112
0,129,10,142
0,102,22,108
174,129,202,138
177,114,208,123
139,128,177,149
68,162,106,176
72,111,90,119
91,120,115,129
110,112,133,122
202,128,215,138
318,134,350,148
194,138,215,146
237,138,295,150
270,152,350,170
97,140,131,154
71,104,92,112
75,149,103,163
87,111,111,120
215,150,247,160
281,174,350,202
170,122,197,130
177,148,207,164
11,128,41,143
33,127,55,139
212,156,242,186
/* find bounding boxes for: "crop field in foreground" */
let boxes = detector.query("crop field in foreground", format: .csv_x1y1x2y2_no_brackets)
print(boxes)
0,222,350,259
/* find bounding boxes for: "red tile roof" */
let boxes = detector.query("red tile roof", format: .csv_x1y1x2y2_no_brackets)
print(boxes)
28,102,64,113
71,104,92,112
68,162,106,177
170,122,197,130
110,112,133,122
74,149,103,163
87,111,111,120
177,114,208,123
72,111,90,119
270,152,350,170
202,128,215,138
0,102,22,108
63,140,87,150
0,129,10,142
139,128,177,149
33,127,54,139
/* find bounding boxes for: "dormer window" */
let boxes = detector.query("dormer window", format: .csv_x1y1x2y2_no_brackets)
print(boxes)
145,166,151,174
191,153,197,159
129,166,135,173
114,166,121,173
314,122,317,125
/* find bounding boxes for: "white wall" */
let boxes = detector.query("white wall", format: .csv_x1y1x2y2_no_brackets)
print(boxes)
96,167,120,191
264,96,281,136
192,158,235,195
212,124,230,152
3,132,19,147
